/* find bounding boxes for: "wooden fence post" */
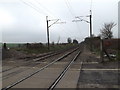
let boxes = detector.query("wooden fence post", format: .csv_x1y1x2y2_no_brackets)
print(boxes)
100,39,104,62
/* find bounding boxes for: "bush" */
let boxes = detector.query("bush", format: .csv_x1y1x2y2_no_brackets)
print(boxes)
117,51,120,61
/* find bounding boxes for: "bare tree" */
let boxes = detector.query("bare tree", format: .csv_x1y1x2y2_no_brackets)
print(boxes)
73,39,78,44
67,37,72,43
100,22,116,39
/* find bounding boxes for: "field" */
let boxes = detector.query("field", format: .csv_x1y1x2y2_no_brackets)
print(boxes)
2,43,78,59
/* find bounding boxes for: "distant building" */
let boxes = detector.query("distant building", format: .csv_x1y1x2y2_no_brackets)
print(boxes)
118,1,120,38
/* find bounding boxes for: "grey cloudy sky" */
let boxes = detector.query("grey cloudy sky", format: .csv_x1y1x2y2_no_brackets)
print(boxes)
0,0,119,43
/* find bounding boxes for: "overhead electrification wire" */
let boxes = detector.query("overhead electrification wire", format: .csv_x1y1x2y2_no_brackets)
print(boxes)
65,0,75,17
35,0,56,18
20,0,79,42
29,0,54,18
35,0,77,38
25,2,72,39
32,0,72,37
64,0,81,35
27,0,78,38
20,0,47,16
21,0,58,18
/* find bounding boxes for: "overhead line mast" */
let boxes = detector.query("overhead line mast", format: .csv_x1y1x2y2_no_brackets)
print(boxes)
46,16,66,50
72,9,93,51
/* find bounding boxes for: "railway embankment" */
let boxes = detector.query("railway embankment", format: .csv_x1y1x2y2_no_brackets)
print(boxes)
77,44,120,88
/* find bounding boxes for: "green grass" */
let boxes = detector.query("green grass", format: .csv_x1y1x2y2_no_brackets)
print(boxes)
3,43,24,48
3,43,77,54
50,44,75,51
14,44,76,54
18,47,49,54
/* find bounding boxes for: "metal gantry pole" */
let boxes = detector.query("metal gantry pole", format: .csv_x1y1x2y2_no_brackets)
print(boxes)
89,10,92,38
73,10,93,51
46,16,65,50
89,10,93,51
46,16,50,50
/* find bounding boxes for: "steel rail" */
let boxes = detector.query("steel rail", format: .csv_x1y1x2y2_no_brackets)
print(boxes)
2,50,65,80
1,51,60,73
2,46,79,80
1,46,76,73
2,47,79,90
48,51,81,90
76,61,83,88
1,52,52,73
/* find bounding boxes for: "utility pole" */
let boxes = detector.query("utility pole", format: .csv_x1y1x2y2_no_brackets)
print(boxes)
89,10,92,38
72,10,93,51
46,16,66,50
73,10,93,38
89,10,93,51
46,16,50,50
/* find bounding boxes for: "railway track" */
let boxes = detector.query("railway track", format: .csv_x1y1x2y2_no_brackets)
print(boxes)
2,50,76,81
2,51,60,73
2,47,81,90
48,51,82,90
2,47,79,80
2,51,55,73
2,45,77,73
2,50,70,80
2,51,64,80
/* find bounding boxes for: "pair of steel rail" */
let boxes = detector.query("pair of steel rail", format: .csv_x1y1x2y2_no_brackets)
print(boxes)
2,47,82,90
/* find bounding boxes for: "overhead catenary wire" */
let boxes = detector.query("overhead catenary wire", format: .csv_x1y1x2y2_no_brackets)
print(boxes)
35,0,56,18
20,0,81,43
65,0,75,17
64,0,82,36
26,1,49,15
21,0,58,18
20,0,47,16
30,1,72,40
37,0,79,41
20,0,61,42
22,0,57,17
25,1,71,37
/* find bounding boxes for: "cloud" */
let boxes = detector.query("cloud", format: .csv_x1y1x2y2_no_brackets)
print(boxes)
1,0,119,43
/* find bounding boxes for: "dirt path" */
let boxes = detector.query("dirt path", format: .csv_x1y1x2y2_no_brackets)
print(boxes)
77,44,120,88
